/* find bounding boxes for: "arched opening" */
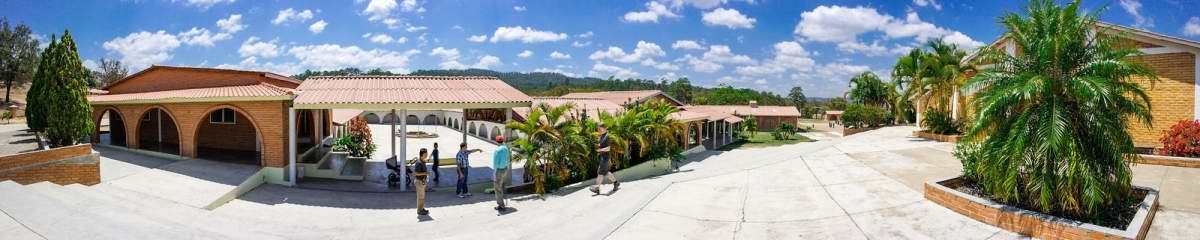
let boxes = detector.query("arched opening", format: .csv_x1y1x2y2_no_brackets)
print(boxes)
382,113,398,124
97,109,126,147
423,115,437,125
296,110,317,151
406,115,419,125
469,122,477,135
366,113,381,124
137,108,181,155
195,107,262,165
490,127,501,142
454,119,460,129
479,124,488,138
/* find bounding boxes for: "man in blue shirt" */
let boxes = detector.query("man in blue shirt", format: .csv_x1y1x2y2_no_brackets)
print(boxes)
492,135,510,211
456,142,483,198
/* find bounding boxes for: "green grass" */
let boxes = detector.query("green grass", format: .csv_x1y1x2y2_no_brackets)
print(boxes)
717,131,814,151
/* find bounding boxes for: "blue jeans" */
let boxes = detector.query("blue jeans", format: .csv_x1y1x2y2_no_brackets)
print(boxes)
456,166,469,195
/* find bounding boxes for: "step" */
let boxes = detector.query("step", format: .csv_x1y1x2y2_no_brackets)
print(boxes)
0,181,74,239
25,182,92,211
340,157,365,176
56,184,208,238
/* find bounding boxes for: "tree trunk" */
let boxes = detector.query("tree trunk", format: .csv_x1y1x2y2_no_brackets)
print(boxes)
4,78,10,103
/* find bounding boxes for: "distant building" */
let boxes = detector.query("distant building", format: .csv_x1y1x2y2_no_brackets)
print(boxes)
685,101,801,131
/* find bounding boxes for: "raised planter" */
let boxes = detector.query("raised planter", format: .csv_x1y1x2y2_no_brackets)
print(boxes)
913,131,963,143
1129,154,1200,168
925,176,1158,240
843,126,882,136
0,144,100,186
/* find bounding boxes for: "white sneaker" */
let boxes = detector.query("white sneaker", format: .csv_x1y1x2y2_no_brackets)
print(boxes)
465,193,473,196
457,194,465,198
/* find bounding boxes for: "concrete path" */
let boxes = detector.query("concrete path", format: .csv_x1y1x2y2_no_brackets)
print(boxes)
0,124,41,156
2,126,1198,239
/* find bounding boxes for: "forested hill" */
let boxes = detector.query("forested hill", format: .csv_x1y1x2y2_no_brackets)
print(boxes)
289,67,793,106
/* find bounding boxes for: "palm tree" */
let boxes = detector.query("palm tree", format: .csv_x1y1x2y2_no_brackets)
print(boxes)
845,71,889,107
962,0,1157,216
892,39,975,125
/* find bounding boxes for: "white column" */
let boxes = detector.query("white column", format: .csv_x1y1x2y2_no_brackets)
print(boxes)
915,99,922,128
288,107,296,186
400,109,408,191
504,109,512,141
391,110,397,158
951,91,959,120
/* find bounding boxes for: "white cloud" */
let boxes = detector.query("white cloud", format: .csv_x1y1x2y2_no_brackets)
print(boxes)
400,0,419,12
272,8,314,25
550,51,571,59
102,31,182,70
623,2,679,23
405,25,427,32
286,44,414,73
577,31,594,38
471,55,503,69
588,41,666,63
658,72,680,81
835,41,911,57
794,5,982,55
518,50,533,58
641,59,681,70
175,0,234,10
490,26,569,43
514,6,526,11
533,68,577,77
364,0,398,21
82,60,99,71
702,45,756,64
238,36,281,58
659,0,754,9
309,20,327,34
589,62,640,79
671,40,705,50
397,37,408,44
701,8,756,29
467,35,488,42
572,41,592,47
429,47,461,61
941,32,984,49
735,41,815,75
676,54,723,73
913,0,942,10
754,79,767,85
216,14,247,33
452,25,464,30
1185,17,1200,37
1119,0,1154,28
177,27,231,47
363,33,396,44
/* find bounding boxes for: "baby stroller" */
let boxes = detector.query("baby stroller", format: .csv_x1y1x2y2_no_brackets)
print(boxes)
385,156,416,187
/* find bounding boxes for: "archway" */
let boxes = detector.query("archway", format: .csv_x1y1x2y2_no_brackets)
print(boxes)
136,107,181,155
490,127,501,142
194,107,263,165
96,108,126,147
469,122,477,135
366,113,381,123
423,115,437,125
382,113,398,124
478,124,487,138
454,119,460,129
406,115,419,125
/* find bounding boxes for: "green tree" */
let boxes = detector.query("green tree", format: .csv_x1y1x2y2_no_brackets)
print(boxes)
668,78,693,104
92,58,129,88
27,30,94,147
0,18,40,103
788,86,806,113
845,72,889,107
743,115,757,136
963,0,1155,216
826,97,847,110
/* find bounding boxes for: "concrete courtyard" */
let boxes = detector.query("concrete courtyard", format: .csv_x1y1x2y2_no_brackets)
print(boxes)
1,126,1198,239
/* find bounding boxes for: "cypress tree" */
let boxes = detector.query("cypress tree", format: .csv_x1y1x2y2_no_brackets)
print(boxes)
24,34,52,133
26,30,93,147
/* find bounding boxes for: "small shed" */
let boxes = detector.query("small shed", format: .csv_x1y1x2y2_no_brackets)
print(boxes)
825,111,844,121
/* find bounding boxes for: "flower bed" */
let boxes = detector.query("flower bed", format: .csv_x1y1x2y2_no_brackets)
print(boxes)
925,176,1158,240
912,131,963,143
842,126,881,136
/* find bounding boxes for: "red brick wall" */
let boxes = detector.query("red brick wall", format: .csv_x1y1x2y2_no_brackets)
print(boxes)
136,109,180,144
0,144,99,186
196,110,258,151
105,68,298,94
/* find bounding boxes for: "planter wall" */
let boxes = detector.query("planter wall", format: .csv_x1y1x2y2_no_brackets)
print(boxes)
912,131,963,143
843,126,882,136
925,176,1158,240
0,144,100,186
1130,154,1200,168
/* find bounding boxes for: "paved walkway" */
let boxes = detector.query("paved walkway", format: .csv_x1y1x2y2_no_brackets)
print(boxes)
1,126,1197,239
0,124,41,157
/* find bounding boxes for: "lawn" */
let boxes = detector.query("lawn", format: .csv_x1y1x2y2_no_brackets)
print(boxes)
717,131,814,151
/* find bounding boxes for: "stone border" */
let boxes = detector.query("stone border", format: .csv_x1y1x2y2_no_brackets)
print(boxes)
912,131,963,143
925,176,1158,240
0,144,101,186
1131,154,1200,168
843,126,882,136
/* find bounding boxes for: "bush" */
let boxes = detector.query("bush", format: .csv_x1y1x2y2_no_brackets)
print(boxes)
771,123,796,140
333,116,376,158
1159,119,1200,157
842,104,888,129
544,173,564,192
953,141,982,181
1,110,11,119
921,110,963,135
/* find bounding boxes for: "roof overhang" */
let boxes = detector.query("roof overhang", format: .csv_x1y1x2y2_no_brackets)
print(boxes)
89,95,294,105
293,102,531,110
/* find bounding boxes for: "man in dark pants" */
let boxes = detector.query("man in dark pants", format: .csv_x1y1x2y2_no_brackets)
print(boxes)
456,142,483,198
432,142,440,181
414,148,431,215
590,123,619,194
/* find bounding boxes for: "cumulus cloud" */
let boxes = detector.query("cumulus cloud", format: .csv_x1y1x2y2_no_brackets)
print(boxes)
364,0,398,21
287,44,416,73
549,51,571,59
702,45,756,64
363,33,397,44
309,20,327,34
572,41,592,47
913,0,942,10
577,31,594,38
490,26,569,43
735,41,816,75
518,50,533,58
835,41,912,57
405,24,427,32
514,6,526,11
589,62,640,79
533,68,577,77
1119,0,1154,28
175,0,234,10
177,27,231,47
641,59,681,70
238,36,281,58
588,41,666,63
467,35,487,42
675,54,723,73
671,40,705,50
429,47,461,61
471,55,503,69
794,5,982,55
1185,17,1200,37
701,8,756,29
216,14,247,33
623,1,678,23
272,8,314,25
103,31,182,70
659,0,755,9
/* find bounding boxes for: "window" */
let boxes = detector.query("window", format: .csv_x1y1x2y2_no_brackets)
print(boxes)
142,111,151,121
209,109,236,124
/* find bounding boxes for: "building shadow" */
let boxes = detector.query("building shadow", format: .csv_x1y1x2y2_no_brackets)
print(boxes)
237,183,510,210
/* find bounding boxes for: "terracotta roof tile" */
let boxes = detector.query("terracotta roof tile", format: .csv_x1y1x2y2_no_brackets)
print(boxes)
88,83,294,103
512,97,626,123
294,76,532,106
684,105,801,117
671,110,711,122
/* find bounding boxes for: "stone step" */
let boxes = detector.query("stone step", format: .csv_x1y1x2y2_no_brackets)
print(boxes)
55,183,215,239
24,182,93,212
0,181,75,239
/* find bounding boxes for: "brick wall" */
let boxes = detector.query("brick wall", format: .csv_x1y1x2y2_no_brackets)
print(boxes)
913,131,963,143
0,144,100,186
196,110,258,151
105,68,298,94
1126,52,1196,148
136,109,180,144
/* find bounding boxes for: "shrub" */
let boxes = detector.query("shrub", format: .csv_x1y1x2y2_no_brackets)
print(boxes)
2,110,11,119
772,123,796,140
953,141,982,181
1159,119,1200,158
842,104,888,129
335,116,376,158
921,110,962,135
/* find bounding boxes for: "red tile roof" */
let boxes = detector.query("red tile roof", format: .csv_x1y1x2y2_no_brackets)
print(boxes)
87,83,295,103
102,65,301,91
331,109,364,125
684,105,802,117
671,110,711,122
512,97,626,122
293,76,532,109
561,90,683,106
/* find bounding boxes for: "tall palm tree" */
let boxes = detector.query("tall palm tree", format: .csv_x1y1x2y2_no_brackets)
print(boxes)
845,71,889,107
922,39,975,115
962,0,1157,216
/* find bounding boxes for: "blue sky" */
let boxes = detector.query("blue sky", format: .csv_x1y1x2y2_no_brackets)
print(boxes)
3,0,1199,97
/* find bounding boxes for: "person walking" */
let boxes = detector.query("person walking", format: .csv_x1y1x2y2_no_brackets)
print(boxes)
456,142,483,198
414,148,431,215
492,135,510,211
431,142,441,181
590,123,619,194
